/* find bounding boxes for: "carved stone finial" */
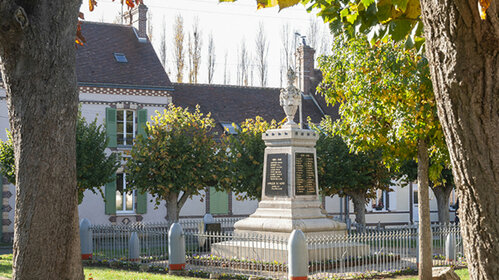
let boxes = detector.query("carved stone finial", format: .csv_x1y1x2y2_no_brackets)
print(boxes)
280,68,301,125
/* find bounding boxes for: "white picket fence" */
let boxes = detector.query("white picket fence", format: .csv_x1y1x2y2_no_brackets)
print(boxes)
84,219,465,279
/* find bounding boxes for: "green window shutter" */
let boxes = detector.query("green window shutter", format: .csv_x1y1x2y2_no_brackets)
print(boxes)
136,190,147,214
106,108,117,148
209,187,229,215
105,175,117,215
137,109,148,137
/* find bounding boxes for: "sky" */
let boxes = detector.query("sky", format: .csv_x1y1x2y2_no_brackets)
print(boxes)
80,0,333,87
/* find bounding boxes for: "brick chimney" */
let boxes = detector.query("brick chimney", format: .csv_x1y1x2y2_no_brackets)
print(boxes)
124,4,148,42
295,42,315,95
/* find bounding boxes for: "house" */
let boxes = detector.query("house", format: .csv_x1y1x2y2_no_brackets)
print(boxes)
0,4,456,241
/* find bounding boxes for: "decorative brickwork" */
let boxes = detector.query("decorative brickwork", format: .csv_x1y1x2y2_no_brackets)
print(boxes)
2,205,11,212
2,219,11,226
79,86,172,97
2,191,11,199
135,215,143,222
109,215,117,223
79,100,170,108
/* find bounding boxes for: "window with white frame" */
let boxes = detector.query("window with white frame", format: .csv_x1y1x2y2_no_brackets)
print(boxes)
117,109,135,146
116,173,135,213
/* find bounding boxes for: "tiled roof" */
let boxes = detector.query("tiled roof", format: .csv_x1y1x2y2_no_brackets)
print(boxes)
172,83,339,134
76,21,172,88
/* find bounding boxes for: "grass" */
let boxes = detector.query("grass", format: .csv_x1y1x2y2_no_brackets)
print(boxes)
0,254,12,278
0,254,203,280
84,267,204,280
0,254,470,280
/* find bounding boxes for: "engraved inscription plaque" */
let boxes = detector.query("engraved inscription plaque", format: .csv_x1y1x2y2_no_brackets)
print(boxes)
265,154,288,196
295,153,317,195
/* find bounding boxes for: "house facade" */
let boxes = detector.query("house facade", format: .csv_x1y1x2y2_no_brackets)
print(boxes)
0,4,455,242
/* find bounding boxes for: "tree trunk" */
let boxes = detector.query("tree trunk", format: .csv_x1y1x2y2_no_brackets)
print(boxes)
420,0,499,278
432,185,453,224
417,139,432,279
0,1,83,279
348,192,366,230
166,193,180,224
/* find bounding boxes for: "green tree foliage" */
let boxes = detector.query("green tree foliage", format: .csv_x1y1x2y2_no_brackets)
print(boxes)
222,0,492,51
223,117,280,201
314,128,392,227
126,104,227,223
0,132,15,184
0,114,119,204
318,36,444,277
76,113,120,204
318,36,444,165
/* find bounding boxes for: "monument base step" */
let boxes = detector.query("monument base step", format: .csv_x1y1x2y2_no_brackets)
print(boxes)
211,239,370,263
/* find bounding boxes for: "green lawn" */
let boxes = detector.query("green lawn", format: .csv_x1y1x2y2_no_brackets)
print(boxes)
0,254,470,280
84,267,204,280
0,254,203,280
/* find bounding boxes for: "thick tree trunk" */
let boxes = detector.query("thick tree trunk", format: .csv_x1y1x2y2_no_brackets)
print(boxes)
166,193,180,224
0,1,83,279
432,185,453,224
420,0,499,278
417,139,432,279
348,192,366,230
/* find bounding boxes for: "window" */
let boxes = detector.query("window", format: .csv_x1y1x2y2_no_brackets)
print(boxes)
371,190,390,211
117,109,135,146
114,53,128,63
116,173,135,213
106,108,147,149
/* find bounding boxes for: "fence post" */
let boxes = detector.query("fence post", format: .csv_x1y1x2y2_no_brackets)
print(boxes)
168,222,186,272
288,229,308,280
445,230,456,262
129,232,140,262
80,218,92,260
416,225,419,270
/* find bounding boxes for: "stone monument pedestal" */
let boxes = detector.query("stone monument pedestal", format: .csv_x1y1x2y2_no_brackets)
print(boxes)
211,70,368,262
233,125,346,238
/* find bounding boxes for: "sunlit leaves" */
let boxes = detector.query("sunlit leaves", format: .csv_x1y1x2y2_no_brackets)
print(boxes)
126,104,227,206
478,0,490,19
89,0,97,11
305,0,423,50
317,37,447,175
221,0,300,10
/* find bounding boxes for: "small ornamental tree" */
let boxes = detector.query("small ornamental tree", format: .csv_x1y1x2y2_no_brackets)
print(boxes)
313,126,392,228
317,36,444,276
0,113,119,204
76,112,120,204
126,104,227,224
223,116,279,201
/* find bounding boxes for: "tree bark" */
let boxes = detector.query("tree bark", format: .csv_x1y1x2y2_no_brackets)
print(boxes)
431,185,453,224
348,192,366,230
417,139,432,279
420,0,499,278
166,193,180,224
0,1,83,279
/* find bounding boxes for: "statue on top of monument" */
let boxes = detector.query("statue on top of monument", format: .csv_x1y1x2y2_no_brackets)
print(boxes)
279,68,301,125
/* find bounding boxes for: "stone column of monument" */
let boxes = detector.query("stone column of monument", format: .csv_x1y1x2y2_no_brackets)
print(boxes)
233,69,346,238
